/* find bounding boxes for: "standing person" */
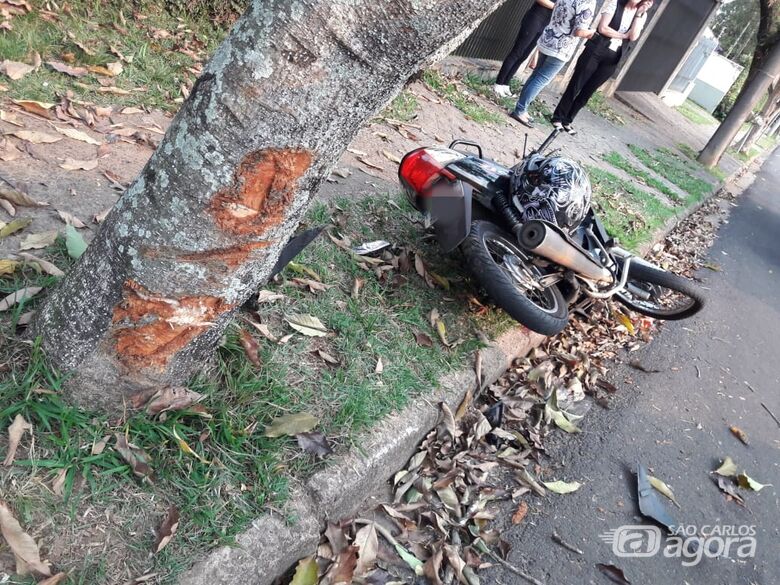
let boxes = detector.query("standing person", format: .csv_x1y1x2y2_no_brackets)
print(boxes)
493,0,556,98
509,0,597,128
552,0,652,133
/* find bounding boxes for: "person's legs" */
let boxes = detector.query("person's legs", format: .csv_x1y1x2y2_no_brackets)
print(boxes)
552,47,601,125
566,55,620,124
496,11,548,86
512,54,565,116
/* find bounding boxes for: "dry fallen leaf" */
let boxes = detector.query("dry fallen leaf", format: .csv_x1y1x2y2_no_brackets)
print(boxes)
46,60,88,77
648,475,680,508
11,99,54,118
93,207,112,224
353,522,378,577
0,500,52,576
286,313,328,337
153,506,180,553
737,472,771,492
0,286,42,311
11,130,62,144
91,435,110,455
0,259,21,276
290,556,318,585
37,572,67,585
144,386,203,415
238,328,261,367
414,331,433,348
0,218,32,238
712,456,738,477
55,126,101,145
114,433,153,480
542,480,582,494
19,230,58,250
511,501,528,525
0,59,36,80
51,468,68,496
59,158,98,172
18,252,65,277
2,413,32,466
0,184,48,208
295,432,333,457
316,349,339,365
729,425,749,445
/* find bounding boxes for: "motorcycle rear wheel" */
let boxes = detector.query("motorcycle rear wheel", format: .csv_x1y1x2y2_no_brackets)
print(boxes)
461,220,569,336
615,261,705,320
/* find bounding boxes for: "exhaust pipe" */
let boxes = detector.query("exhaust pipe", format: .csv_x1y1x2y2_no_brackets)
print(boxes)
519,220,613,283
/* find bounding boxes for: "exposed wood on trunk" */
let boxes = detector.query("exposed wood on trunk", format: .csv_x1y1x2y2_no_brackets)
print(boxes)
33,0,505,411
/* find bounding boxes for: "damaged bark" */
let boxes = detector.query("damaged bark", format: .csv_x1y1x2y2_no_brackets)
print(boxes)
33,0,505,411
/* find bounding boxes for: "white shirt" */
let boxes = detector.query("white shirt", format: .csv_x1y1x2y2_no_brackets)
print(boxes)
537,0,597,62
601,0,647,51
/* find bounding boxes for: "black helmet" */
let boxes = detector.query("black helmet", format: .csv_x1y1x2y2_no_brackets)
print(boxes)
515,155,591,230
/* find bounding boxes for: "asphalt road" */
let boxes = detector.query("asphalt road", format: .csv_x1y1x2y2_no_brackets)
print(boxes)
486,151,780,585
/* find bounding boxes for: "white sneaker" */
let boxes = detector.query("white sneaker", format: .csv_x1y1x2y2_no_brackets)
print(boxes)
493,84,511,98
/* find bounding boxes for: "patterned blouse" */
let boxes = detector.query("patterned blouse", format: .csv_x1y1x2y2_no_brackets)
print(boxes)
537,0,597,62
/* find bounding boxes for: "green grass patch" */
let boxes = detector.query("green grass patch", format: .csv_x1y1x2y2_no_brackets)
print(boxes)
586,91,625,126
602,151,682,204
757,134,778,151
0,194,512,584
379,89,420,122
587,166,677,251
0,1,227,111
628,144,716,205
676,143,727,181
676,100,718,126
423,70,504,125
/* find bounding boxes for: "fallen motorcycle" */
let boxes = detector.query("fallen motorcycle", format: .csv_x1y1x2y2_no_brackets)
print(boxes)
398,128,705,336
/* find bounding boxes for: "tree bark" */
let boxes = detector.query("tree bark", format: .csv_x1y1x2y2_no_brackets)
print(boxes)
33,0,505,411
739,78,780,152
698,40,780,167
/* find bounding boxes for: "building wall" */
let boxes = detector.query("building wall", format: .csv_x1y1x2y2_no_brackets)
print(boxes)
617,0,718,93
454,0,537,61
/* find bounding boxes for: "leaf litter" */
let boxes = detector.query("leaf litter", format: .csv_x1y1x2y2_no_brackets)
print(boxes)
287,190,738,583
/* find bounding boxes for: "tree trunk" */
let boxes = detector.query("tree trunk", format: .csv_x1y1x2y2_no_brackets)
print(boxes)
739,78,780,152
698,40,780,167
33,0,504,412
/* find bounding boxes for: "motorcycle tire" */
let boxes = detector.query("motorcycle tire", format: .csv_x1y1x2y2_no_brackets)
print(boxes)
461,220,569,336
616,261,705,320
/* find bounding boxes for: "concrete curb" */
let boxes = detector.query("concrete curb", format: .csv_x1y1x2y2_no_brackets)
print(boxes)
180,327,544,585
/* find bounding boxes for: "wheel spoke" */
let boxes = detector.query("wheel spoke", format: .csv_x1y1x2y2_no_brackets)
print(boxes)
482,233,560,314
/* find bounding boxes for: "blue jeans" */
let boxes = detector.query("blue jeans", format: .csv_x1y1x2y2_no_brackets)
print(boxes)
513,53,566,116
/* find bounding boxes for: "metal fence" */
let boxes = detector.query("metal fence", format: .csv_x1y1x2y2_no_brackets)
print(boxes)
454,0,536,61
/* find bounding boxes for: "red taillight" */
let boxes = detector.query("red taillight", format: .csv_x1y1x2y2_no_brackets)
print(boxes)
399,149,455,195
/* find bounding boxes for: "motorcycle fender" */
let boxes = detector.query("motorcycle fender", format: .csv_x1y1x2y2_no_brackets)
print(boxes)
430,181,473,252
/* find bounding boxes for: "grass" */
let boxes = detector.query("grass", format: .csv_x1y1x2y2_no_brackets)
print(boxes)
0,194,512,584
0,1,227,111
586,91,624,126
676,100,718,126
676,143,727,181
602,151,682,204
423,70,504,125
628,144,716,205
379,89,420,122
587,166,677,251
